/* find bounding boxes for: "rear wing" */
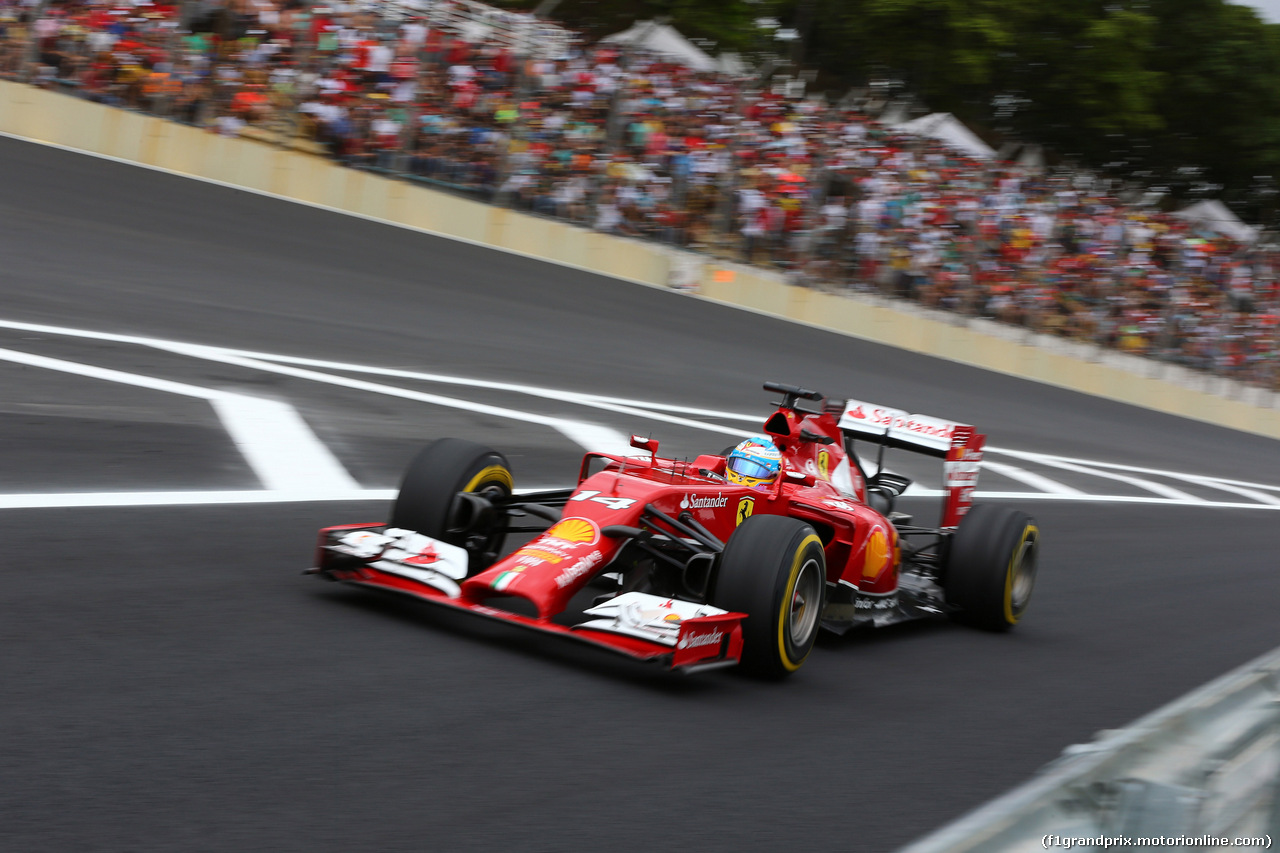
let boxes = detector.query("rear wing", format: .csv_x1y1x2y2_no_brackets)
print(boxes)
837,400,984,528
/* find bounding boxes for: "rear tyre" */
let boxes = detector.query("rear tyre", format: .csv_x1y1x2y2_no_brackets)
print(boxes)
943,504,1039,631
711,515,826,677
390,438,513,573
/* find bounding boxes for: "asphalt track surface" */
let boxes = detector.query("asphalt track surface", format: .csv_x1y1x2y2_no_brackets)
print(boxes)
2,135,1279,852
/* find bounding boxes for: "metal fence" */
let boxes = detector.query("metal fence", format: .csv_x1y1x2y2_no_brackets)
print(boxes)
900,645,1280,852
380,0,574,59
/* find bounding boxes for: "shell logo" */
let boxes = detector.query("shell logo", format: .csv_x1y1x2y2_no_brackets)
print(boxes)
861,527,891,579
545,517,599,546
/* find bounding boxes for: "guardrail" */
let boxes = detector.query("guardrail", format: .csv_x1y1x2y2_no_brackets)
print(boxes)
899,645,1280,851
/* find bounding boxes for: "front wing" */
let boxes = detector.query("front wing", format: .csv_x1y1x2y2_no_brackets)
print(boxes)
310,525,746,674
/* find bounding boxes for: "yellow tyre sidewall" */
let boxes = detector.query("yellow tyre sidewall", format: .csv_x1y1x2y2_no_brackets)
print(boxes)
463,464,513,494
777,533,824,672
1002,524,1038,626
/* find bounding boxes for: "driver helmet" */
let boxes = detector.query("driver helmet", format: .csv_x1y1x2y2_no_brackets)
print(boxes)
725,435,782,489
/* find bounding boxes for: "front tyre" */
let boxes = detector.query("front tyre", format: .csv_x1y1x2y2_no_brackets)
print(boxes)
390,438,513,573
712,515,826,677
943,504,1039,631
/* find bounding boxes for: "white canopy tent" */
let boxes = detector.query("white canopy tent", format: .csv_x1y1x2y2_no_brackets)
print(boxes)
716,52,749,76
600,21,718,72
1172,199,1260,243
894,112,997,161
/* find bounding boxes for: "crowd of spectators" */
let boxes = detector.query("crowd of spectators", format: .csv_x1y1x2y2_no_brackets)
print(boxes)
2,0,1277,388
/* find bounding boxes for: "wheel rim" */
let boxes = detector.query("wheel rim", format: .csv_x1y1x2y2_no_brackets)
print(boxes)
1009,535,1038,614
789,557,823,646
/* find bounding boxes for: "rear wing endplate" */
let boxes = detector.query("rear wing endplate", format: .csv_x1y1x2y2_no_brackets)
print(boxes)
838,400,985,527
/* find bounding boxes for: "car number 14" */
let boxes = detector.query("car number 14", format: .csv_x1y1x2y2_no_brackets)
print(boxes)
569,491,637,511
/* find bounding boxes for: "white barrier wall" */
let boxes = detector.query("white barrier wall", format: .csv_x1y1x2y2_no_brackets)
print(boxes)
3,81,1278,440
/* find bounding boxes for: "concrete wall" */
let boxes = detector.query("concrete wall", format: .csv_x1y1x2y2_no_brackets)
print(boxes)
3,81,1277,440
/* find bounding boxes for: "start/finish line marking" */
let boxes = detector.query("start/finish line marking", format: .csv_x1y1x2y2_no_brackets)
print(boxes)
0,317,1277,511
0,346,359,494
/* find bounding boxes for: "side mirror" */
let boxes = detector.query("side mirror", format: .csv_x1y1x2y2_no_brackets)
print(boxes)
630,435,659,455
785,469,817,487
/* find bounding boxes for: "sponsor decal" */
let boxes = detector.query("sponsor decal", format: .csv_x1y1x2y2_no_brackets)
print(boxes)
894,414,956,442
514,548,566,565
817,449,831,480
619,598,691,630
736,437,777,455
554,550,605,588
676,629,724,651
840,401,966,447
679,493,729,510
841,401,907,429
853,594,898,611
861,528,891,579
569,491,637,510
822,498,859,513
543,517,600,546
629,607,682,626
339,530,389,558
490,568,524,591
403,543,440,565
513,518,602,565
944,447,983,488
736,497,755,526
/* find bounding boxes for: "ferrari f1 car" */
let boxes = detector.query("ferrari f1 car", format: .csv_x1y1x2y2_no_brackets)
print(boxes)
310,382,1040,677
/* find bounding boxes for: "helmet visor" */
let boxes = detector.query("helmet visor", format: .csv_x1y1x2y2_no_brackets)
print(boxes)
728,456,776,481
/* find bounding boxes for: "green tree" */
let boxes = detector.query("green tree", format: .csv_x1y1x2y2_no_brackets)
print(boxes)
1145,0,1280,214
993,2,1163,156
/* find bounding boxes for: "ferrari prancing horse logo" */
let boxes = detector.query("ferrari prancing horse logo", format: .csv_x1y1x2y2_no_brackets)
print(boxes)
817,449,831,480
736,497,754,526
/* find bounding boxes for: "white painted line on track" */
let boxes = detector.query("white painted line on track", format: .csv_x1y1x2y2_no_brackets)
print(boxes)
0,318,220,349
0,318,753,439
1175,475,1280,507
6,487,1277,511
986,447,1280,493
0,485,557,510
150,342,635,456
3,317,1278,512
0,346,220,399
0,490,398,509
900,490,1280,509
210,396,359,492
979,460,1086,496
163,348,754,440
0,346,358,493
988,450,1198,502
223,351,762,425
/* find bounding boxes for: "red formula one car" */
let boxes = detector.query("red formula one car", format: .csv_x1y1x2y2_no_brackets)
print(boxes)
310,383,1040,677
